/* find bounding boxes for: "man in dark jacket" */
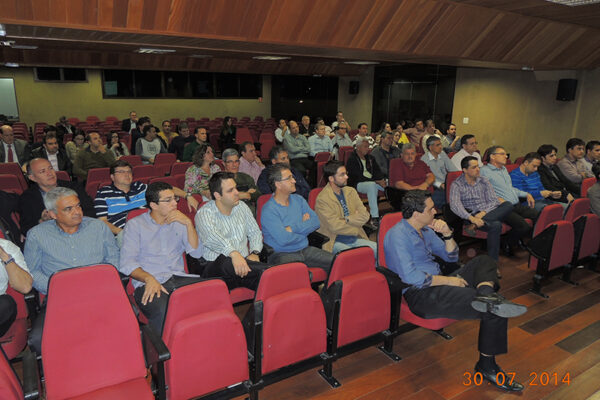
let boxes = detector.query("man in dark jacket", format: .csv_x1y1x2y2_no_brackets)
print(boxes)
31,133,72,176
257,146,310,200
537,144,577,200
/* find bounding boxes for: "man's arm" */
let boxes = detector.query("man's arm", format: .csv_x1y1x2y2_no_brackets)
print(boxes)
23,230,49,294
1,241,32,294
72,151,87,180
195,208,237,257
449,180,472,220
557,159,583,183
315,195,362,236
294,198,321,235
100,222,120,268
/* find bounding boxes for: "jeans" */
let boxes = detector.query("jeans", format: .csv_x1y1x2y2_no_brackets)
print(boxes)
431,188,446,209
533,198,567,213
357,181,384,218
478,202,514,260
332,237,377,255
268,246,334,273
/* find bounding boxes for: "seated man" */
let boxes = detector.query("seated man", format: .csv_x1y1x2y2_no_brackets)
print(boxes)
19,158,95,236
308,124,333,157
257,145,310,199
73,131,116,181
421,136,459,208
386,143,435,210
195,172,270,290
24,186,120,351
510,152,568,212
221,148,261,213
582,140,600,175
168,122,194,161
182,127,208,162
283,120,316,186
420,119,443,152
537,144,578,200
274,119,289,144
451,134,483,170
120,182,204,335
315,161,376,254
261,164,334,273
441,123,461,154
371,131,401,179
385,190,527,392
450,157,514,264
347,136,387,226
557,138,593,193
404,119,426,151
0,237,32,337
31,132,72,176
331,121,353,160
589,164,600,217
136,124,167,164
238,141,265,184
351,123,375,149
1,125,31,165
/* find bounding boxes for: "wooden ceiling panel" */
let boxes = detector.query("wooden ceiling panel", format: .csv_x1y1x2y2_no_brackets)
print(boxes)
1,0,599,72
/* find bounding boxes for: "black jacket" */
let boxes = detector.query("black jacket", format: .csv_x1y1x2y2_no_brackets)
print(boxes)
346,151,384,188
538,163,580,199
168,135,195,161
0,190,23,248
18,180,95,235
31,147,73,176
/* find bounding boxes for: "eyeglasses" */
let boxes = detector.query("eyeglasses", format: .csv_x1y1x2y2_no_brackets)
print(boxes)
225,159,241,164
158,196,180,203
278,175,294,182
492,152,507,156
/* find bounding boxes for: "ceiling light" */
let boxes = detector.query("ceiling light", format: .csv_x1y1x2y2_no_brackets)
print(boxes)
0,24,5,36
135,48,176,54
1,40,14,47
252,56,291,61
5,63,19,68
344,61,380,65
545,0,600,5
11,44,38,50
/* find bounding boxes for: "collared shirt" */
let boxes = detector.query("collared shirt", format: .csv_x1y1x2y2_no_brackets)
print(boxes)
238,157,265,184
449,174,500,220
120,212,204,289
308,134,333,156
384,219,458,292
274,127,287,143
451,149,483,170
393,159,432,186
481,164,528,205
2,142,19,163
581,156,597,175
557,155,594,183
24,217,120,294
441,134,461,153
195,200,262,261
421,151,459,188
509,168,546,201
283,133,311,159
47,152,59,171
331,133,353,159
0,238,31,295
371,145,401,177
94,181,147,229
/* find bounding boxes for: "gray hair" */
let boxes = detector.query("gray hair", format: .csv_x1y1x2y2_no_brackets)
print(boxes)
401,143,416,154
222,148,239,160
354,135,370,147
44,187,78,212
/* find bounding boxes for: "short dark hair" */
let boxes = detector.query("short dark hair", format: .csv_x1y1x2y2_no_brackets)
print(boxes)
143,124,156,137
192,143,213,167
43,125,57,134
537,144,558,158
269,145,286,162
486,145,504,162
323,160,344,181
447,123,456,131
240,141,253,153
401,190,431,219
85,131,100,142
425,135,441,149
209,171,235,198
461,155,478,170
566,138,585,152
586,140,600,152
357,123,368,130
194,126,207,134
593,163,600,181
461,134,475,147
522,152,542,163
110,160,132,175
42,132,58,145
138,116,150,126
267,163,290,192
146,181,173,207
162,120,170,127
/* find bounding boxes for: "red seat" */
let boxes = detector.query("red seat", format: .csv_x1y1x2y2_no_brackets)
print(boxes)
514,156,525,165
527,204,575,298
86,167,110,182
172,174,185,190
162,280,249,400
582,177,596,197
0,287,28,360
170,162,193,176
308,188,323,210
42,265,167,399
314,152,331,163
260,141,275,161
132,164,157,181
176,194,204,226
0,163,27,192
55,170,71,181
0,175,23,194
564,198,599,268
154,153,177,176
120,155,143,167
235,127,254,145
85,180,105,198
126,208,149,221
149,175,179,187
213,159,224,171
505,163,519,173
378,212,456,338
339,146,354,165
0,347,39,400
245,262,328,386
316,161,327,187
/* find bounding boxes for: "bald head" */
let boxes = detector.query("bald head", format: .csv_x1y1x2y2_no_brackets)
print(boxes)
1,125,14,144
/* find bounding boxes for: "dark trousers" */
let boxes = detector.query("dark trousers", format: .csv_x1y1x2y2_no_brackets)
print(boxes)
200,254,270,292
478,202,514,260
504,204,538,244
134,275,205,336
268,246,334,273
0,294,17,337
404,255,508,355
290,157,317,187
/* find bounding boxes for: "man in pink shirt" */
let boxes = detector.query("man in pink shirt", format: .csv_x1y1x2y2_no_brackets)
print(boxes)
238,141,265,184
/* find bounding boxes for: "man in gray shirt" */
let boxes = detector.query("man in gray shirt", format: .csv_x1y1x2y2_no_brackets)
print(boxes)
557,138,593,187
422,136,459,207
283,120,316,186
371,131,401,179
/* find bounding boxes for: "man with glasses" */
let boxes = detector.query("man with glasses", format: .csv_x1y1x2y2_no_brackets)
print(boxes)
257,146,311,199
95,160,199,246
25,186,120,352
238,141,265,184
261,163,333,273
451,134,483,170
557,138,594,193
120,182,204,335
331,121,353,160
222,148,261,214
537,144,579,199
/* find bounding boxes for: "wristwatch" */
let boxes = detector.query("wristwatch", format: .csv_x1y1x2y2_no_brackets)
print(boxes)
442,229,454,241
1,257,14,266
250,250,260,256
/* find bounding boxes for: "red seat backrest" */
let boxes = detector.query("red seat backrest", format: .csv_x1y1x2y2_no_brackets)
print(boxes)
235,128,254,145
154,153,176,165
132,164,157,180
339,146,354,165
86,167,110,182
55,170,71,181
564,198,591,223
42,265,147,399
314,152,331,163
256,194,272,229
317,161,327,187
327,246,376,288
0,175,23,194
171,162,193,176
533,204,565,236
127,208,149,221
577,214,600,259
377,212,404,268
505,164,519,173
120,155,143,167
0,349,23,400
149,175,179,187
0,163,28,191
445,171,462,202
582,177,596,198
308,188,323,210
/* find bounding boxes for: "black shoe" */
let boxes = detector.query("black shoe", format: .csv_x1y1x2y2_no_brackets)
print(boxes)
471,293,527,318
501,242,515,257
474,362,524,392
363,222,377,233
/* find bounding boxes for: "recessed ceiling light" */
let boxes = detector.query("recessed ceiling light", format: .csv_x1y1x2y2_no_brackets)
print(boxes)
344,61,380,65
135,48,176,54
0,25,6,36
189,54,212,59
1,40,14,47
252,56,291,61
5,63,19,68
545,0,600,5
11,44,38,50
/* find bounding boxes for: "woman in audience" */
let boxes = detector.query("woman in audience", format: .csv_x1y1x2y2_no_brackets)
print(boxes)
64,130,87,162
219,116,236,150
184,143,221,200
394,123,410,147
108,131,130,159
376,122,393,145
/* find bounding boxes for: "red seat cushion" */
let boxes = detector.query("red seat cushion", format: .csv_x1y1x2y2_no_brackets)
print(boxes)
229,287,255,304
68,377,154,400
400,296,455,330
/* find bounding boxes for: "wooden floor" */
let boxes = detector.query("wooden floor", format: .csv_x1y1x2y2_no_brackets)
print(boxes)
235,245,600,400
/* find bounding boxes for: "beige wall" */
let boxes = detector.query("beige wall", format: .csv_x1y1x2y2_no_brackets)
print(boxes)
338,66,374,130
0,68,271,128
452,67,599,158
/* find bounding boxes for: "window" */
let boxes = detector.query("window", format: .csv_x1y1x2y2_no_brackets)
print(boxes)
35,67,87,82
103,70,134,97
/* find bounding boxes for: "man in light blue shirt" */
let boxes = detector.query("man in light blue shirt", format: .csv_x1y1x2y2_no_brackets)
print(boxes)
283,120,316,186
421,136,459,207
308,124,333,157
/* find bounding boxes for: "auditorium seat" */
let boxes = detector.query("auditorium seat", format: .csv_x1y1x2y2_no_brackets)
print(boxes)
0,347,39,400
308,188,323,210
0,163,28,192
339,146,354,164
317,161,327,187
55,170,70,181
132,164,157,181
564,198,600,272
153,153,177,176
170,162,193,176
581,177,596,197
120,155,143,167
0,175,23,195
0,287,28,360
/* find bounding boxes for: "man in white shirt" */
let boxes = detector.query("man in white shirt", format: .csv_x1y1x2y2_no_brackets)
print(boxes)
31,133,72,176
451,134,483,170
0,238,32,337
274,119,289,143
1,125,31,165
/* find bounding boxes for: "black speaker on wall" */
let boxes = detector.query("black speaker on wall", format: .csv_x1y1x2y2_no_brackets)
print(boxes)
349,81,360,94
556,79,577,101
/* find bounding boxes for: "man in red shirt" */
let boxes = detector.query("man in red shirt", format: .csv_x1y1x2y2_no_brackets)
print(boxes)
387,143,435,210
